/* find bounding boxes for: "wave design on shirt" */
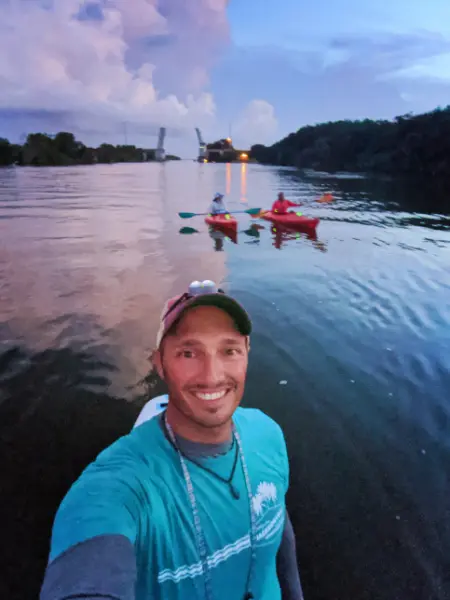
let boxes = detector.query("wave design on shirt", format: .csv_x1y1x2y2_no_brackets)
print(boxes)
256,507,284,545
158,534,250,583
157,506,285,584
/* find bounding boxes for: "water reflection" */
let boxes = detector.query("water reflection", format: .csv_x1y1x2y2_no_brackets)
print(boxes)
242,224,263,239
208,226,237,250
1,163,450,600
226,162,231,195
178,225,238,250
222,161,248,204
179,226,199,235
0,164,229,397
279,167,450,218
272,225,327,252
0,343,149,600
240,162,247,203
180,219,327,252
270,224,326,251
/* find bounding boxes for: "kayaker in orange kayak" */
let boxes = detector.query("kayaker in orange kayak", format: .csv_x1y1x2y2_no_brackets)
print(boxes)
271,192,302,215
209,192,229,215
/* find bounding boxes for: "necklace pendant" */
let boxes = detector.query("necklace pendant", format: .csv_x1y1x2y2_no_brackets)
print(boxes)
230,483,240,500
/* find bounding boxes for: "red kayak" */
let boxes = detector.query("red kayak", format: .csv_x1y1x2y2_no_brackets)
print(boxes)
204,214,238,229
260,211,319,230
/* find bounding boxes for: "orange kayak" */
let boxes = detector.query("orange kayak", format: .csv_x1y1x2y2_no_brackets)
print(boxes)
204,214,238,229
260,211,320,229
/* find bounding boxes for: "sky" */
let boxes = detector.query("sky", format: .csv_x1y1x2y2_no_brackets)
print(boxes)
1,0,450,157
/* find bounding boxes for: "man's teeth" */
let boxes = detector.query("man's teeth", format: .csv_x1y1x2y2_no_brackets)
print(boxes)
194,390,227,401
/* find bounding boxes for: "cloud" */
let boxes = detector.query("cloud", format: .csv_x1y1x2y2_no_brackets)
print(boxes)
211,31,450,146
0,0,231,143
234,100,278,147
328,32,450,80
133,0,231,95
7,2,447,154
111,0,168,40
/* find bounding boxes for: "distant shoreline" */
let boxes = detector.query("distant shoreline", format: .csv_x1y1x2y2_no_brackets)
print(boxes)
1,158,182,168
0,131,180,167
250,105,450,195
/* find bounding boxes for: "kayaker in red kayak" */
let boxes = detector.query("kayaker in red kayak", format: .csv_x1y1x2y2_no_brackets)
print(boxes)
271,192,302,215
209,192,229,215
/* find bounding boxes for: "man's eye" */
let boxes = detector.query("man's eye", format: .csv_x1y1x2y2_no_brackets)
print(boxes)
180,350,195,358
225,348,242,356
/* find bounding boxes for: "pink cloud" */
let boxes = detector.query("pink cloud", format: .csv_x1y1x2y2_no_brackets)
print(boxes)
0,0,230,133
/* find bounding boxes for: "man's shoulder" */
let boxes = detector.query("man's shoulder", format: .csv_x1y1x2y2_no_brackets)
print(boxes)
48,417,172,563
235,408,289,488
53,418,168,527
234,407,285,443
82,416,167,478
235,406,281,426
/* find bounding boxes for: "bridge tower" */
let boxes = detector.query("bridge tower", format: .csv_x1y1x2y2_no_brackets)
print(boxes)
155,127,166,161
195,127,207,161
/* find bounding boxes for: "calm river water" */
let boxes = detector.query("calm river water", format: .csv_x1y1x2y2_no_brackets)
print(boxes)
1,162,449,600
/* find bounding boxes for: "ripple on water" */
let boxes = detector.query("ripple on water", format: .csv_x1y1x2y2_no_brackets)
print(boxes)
1,163,450,600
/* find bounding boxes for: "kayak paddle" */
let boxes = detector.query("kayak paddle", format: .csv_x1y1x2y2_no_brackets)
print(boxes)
179,208,261,219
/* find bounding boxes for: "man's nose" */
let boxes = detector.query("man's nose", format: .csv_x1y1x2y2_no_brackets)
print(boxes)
202,353,225,385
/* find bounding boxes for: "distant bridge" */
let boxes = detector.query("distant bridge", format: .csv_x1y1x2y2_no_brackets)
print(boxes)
152,126,206,162
155,127,166,161
195,128,207,161
152,127,249,162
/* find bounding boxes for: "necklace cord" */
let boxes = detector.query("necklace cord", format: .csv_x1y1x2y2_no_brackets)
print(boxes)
163,413,256,600
178,437,239,490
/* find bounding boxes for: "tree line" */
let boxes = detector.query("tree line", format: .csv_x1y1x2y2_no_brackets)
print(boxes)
251,106,450,186
0,132,180,167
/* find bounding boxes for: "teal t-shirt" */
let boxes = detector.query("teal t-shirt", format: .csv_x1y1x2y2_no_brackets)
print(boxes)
49,407,290,600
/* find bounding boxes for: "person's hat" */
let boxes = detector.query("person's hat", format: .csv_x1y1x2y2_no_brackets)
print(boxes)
155,280,251,348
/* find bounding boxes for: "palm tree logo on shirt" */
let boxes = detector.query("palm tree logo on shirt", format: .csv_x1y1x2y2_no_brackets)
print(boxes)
252,482,278,517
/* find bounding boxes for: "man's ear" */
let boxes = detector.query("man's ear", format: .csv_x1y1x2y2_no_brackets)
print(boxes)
151,349,164,380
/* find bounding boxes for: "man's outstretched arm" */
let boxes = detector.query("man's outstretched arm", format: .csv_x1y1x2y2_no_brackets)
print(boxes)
40,534,136,600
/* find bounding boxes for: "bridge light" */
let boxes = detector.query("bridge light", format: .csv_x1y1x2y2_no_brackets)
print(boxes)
240,152,248,160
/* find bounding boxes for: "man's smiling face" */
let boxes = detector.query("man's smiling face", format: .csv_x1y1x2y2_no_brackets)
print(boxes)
154,305,249,436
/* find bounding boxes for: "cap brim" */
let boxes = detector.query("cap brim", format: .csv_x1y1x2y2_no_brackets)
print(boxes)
177,293,252,336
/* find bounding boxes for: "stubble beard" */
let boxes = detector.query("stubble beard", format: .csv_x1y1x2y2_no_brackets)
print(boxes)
168,380,238,430
162,373,241,437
